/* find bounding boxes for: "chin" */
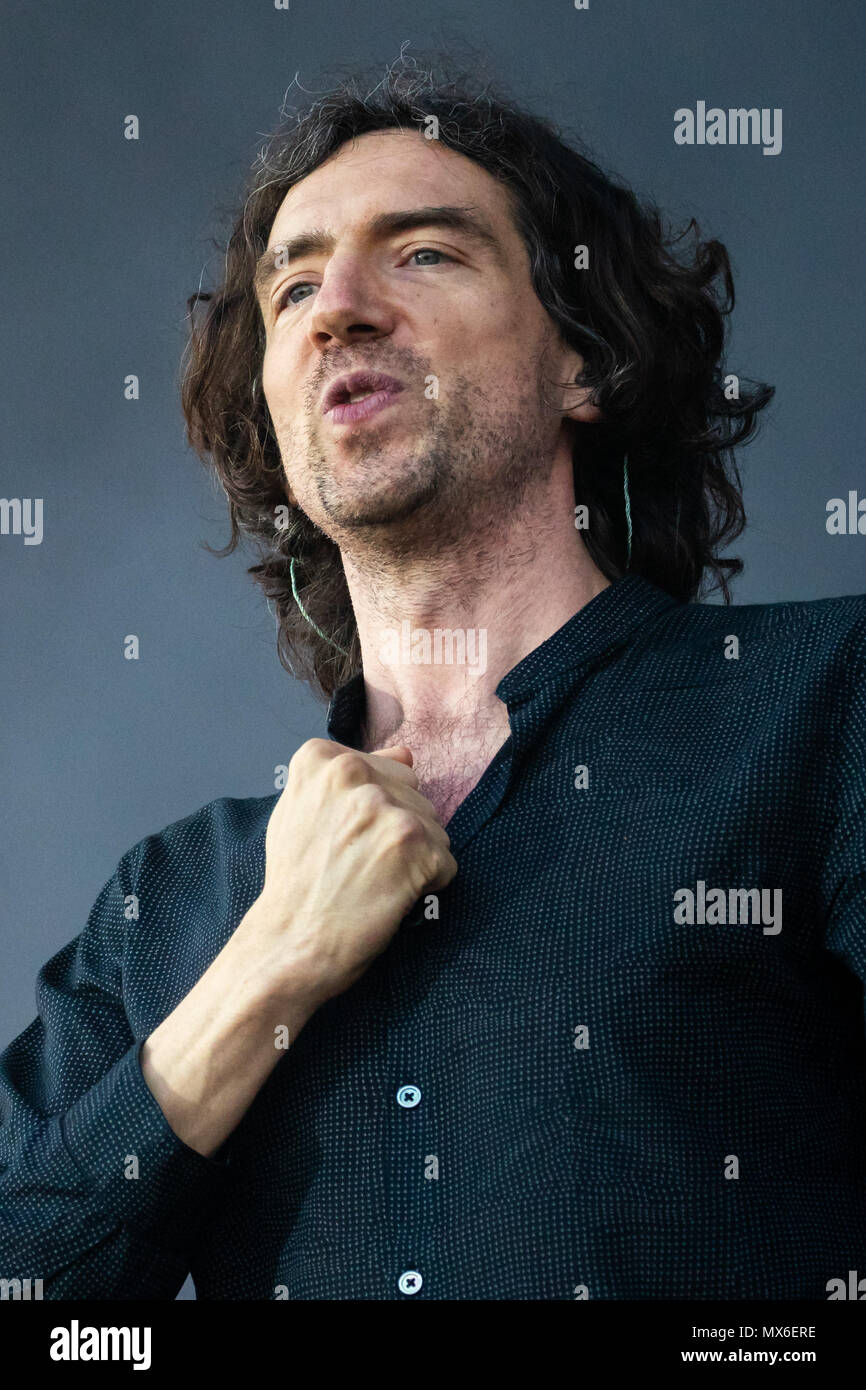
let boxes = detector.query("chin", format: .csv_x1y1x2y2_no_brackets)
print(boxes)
327,480,437,531
336,500,423,529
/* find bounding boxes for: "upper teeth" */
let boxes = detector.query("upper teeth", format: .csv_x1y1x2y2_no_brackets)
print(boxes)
348,389,375,402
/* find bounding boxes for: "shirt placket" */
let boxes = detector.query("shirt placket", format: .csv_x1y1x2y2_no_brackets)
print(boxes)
379,689,582,1297
322,577,683,1297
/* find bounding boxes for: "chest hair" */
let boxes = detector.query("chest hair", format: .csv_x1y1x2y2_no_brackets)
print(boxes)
367,710,510,827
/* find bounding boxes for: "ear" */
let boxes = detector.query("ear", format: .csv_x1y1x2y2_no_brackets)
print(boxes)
564,386,604,424
561,349,604,424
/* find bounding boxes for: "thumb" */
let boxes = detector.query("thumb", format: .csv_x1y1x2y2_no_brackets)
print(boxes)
373,744,414,767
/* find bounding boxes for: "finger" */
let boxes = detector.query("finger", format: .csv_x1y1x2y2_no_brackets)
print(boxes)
425,849,459,892
381,780,453,828
373,745,414,766
366,748,419,788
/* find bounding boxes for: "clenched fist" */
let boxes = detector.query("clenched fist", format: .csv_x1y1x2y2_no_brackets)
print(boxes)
251,738,458,1007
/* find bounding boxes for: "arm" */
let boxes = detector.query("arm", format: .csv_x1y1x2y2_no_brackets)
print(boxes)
0,856,228,1299
141,740,456,1157
1,740,456,1298
139,903,321,1159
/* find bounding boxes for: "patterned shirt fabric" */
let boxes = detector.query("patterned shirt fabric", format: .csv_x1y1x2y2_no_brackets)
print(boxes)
1,571,865,1300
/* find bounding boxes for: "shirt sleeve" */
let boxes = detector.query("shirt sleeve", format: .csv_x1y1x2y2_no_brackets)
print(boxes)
0,845,231,1299
822,613,866,1011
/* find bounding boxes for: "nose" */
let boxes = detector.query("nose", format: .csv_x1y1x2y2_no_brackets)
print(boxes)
307,254,396,349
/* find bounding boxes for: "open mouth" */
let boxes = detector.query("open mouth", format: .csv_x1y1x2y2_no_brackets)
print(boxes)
326,390,404,426
321,370,405,414
322,370,406,426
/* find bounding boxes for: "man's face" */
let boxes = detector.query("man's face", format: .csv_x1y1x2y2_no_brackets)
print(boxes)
256,128,587,549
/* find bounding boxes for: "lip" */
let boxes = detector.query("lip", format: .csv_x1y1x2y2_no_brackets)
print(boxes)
326,389,405,426
321,370,405,420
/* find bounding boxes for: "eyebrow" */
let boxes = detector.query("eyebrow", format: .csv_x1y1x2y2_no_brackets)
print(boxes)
253,204,507,306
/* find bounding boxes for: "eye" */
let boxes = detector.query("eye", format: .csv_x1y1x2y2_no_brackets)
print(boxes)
273,247,454,316
407,247,453,267
276,281,316,313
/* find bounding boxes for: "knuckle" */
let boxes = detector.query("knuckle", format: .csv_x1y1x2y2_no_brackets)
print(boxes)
300,737,330,759
359,780,390,806
349,782,390,821
289,737,328,773
383,808,425,849
326,750,370,789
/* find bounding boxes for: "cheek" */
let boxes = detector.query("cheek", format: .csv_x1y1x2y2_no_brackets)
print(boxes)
451,298,541,378
261,338,299,404
261,347,285,395
263,381,305,442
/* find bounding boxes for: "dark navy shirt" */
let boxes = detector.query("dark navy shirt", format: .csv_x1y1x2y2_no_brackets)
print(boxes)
2,572,865,1299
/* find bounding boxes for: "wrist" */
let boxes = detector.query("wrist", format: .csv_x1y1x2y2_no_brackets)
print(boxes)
229,900,327,1024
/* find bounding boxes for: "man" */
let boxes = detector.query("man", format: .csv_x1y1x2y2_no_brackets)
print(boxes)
1,61,864,1301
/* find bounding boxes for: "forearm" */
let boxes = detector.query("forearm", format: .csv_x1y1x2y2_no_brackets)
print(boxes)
141,903,320,1159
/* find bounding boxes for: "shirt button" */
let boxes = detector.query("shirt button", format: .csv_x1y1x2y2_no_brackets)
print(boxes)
398,1270,423,1295
396,1084,421,1108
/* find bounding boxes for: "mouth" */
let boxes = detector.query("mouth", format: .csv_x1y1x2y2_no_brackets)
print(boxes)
321,370,405,425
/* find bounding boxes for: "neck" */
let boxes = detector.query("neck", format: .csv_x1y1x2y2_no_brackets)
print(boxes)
339,463,611,751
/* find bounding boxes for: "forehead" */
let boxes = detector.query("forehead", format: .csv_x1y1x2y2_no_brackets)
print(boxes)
264,127,519,249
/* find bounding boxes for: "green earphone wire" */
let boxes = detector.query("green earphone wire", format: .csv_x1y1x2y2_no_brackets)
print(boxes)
290,461,634,648
289,555,350,656
623,455,633,568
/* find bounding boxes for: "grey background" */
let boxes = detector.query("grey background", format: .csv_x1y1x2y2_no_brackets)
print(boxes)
1,0,864,1298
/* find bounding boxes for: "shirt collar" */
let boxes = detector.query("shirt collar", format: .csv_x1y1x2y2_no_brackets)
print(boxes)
325,572,683,748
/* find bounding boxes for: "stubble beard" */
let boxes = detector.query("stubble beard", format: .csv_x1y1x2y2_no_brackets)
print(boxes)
281,363,560,563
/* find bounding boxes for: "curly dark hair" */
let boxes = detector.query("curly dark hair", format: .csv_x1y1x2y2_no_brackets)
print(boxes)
180,52,774,702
